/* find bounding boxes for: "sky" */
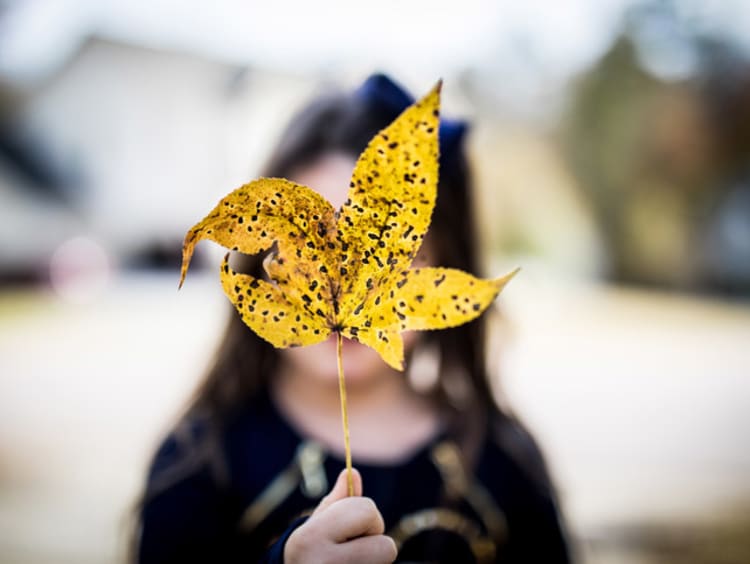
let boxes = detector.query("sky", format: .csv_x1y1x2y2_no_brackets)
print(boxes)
5,0,744,83
3,0,749,123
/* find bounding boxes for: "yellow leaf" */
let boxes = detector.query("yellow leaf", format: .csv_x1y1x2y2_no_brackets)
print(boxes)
336,82,440,322
390,267,519,331
219,255,330,348
180,177,339,329
180,80,518,371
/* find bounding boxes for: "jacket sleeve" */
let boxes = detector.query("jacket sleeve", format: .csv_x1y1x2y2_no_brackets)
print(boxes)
483,421,573,563
136,427,311,564
136,431,240,563
257,516,310,564
501,489,572,563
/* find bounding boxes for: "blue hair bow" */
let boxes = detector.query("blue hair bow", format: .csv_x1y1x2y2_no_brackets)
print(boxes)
355,74,468,165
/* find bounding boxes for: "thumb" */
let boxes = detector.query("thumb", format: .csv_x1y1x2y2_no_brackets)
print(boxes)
314,468,362,515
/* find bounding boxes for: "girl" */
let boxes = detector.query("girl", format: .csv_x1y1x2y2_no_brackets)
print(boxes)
135,74,571,563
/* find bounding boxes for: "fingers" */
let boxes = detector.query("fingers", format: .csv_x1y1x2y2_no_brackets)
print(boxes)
287,528,397,564
286,468,396,564
323,496,385,541
314,468,362,515
335,534,398,563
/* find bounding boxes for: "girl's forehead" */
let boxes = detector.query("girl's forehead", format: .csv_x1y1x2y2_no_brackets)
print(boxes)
287,150,436,263
289,152,357,209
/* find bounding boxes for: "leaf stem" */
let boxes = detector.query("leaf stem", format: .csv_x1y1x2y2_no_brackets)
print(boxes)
336,332,354,496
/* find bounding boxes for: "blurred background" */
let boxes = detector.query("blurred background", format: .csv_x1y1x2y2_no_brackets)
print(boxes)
1,0,749,562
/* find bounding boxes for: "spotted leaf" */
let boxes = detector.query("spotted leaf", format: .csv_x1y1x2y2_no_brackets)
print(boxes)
336,82,440,322
180,80,518,371
219,254,330,348
386,267,519,331
180,178,340,330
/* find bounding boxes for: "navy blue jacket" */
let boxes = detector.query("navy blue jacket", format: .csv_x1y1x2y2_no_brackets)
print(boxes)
138,391,570,563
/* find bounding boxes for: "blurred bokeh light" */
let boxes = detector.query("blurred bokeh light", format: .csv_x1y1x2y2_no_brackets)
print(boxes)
1,1,749,562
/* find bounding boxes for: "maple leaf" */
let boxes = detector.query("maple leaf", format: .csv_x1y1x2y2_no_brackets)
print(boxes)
180,81,517,371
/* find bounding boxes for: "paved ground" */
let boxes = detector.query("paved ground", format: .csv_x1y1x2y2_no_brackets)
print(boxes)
494,269,750,562
1,270,749,563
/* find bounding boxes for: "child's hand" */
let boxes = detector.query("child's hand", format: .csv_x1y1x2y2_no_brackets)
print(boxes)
284,468,397,563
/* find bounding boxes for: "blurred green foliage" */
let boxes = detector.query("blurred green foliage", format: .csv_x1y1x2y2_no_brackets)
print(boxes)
562,10,750,295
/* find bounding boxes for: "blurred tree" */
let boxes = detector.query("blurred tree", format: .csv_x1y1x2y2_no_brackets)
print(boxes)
562,2,750,295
